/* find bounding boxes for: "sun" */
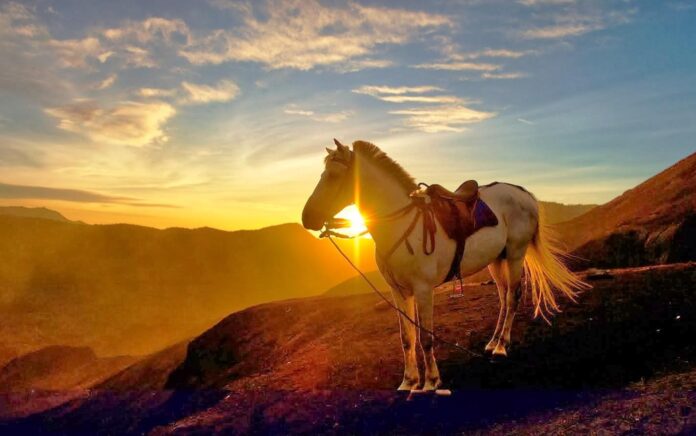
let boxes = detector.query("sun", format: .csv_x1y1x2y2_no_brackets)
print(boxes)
334,205,370,238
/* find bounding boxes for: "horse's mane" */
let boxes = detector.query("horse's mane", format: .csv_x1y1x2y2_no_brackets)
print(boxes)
352,141,417,191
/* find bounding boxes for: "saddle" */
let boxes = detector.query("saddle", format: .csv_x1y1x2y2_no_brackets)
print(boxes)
415,180,498,282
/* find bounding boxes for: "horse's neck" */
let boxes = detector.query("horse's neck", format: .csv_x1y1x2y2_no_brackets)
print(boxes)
354,156,413,247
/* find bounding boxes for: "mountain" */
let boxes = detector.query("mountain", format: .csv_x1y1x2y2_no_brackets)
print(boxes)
0,206,71,222
0,216,375,363
538,201,596,224
2,262,694,434
0,346,135,392
556,152,696,267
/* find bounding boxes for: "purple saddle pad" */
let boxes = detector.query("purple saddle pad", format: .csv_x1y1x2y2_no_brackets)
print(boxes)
472,199,498,231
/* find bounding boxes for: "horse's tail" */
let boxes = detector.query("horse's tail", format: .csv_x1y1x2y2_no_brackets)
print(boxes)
523,211,590,323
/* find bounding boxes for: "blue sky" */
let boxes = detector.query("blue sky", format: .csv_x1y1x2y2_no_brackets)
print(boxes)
0,0,694,229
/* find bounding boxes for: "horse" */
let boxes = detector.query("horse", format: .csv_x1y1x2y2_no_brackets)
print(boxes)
302,139,589,391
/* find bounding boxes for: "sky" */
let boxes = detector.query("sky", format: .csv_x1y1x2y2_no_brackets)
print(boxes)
0,0,694,230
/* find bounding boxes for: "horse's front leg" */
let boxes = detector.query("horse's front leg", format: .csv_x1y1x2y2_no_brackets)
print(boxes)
392,292,419,391
414,283,441,391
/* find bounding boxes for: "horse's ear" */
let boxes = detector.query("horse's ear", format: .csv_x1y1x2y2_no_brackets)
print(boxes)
325,147,333,154
334,138,346,150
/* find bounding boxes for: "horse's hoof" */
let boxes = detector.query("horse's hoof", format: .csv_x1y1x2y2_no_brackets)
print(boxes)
491,344,508,360
397,378,420,391
484,340,498,354
422,377,442,392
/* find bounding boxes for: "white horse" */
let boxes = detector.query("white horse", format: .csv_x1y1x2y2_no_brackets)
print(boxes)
302,140,588,391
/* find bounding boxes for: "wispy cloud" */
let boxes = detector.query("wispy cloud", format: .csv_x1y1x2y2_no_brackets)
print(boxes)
518,0,575,5
0,146,41,168
517,117,535,125
137,87,178,98
0,182,177,207
481,72,527,79
353,85,443,95
390,106,496,133
413,61,500,71
180,80,239,105
353,84,493,132
521,23,599,39
179,0,451,70
283,105,352,123
45,100,175,146
95,74,117,90
135,80,240,105
520,8,635,40
353,85,464,104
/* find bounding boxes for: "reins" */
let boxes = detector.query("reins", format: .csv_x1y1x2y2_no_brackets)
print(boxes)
320,224,485,359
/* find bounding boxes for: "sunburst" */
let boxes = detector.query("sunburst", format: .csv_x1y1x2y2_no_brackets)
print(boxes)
334,205,370,238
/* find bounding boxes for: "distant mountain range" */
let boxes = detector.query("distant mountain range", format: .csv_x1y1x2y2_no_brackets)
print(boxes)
0,218,372,364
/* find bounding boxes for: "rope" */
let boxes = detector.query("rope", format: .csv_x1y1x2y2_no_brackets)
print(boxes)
325,234,485,359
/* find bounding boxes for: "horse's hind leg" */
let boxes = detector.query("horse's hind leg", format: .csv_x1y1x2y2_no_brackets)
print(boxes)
493,256,524,358
414,283,441,390
485,259,507,353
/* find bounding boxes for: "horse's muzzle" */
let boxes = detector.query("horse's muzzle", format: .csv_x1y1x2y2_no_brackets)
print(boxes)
302,206,324,231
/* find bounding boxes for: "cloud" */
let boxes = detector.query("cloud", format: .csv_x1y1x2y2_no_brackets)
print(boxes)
180,80,240,105
137,87,178,98
353,85,443,96
179,0,451,70
48,37,105,68
518,0,575,5
284,105,352,123
0,182,176,207
464,49,534,59
353,84,492,131
413,61,500,71
375,95,464,104
520,9,634,40
481,72,527,79
517,117,535,125
96,74,117,90
0,2,48,39
329,58,393,73
353,86,464,104
0,146,41,167
45,100,175,146
390,105,496,133
135,80,241,105
102,17,191,45
521,23,598,39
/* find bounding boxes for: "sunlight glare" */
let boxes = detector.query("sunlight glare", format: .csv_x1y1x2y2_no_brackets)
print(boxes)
334,205,369,238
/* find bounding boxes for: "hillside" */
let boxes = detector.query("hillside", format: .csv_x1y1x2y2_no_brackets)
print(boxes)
556,152,696,267
0,206,71,223
0,346,135,392
0,216,374,364
1,263,693,434
321,270,388,297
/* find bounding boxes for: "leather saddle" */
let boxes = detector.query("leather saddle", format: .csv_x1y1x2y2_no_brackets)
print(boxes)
418,180,499,282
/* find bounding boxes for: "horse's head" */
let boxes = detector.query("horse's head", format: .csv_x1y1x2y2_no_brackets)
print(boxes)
302,139,354,230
